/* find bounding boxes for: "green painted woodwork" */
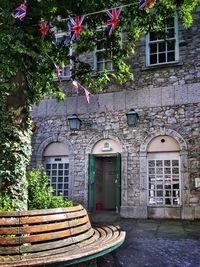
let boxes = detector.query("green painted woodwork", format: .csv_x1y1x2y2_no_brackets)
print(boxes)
116,153,121,211
88,154,95,212
50,241,124,266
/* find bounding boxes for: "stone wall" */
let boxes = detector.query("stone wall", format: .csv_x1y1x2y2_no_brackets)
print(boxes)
31,7,200,219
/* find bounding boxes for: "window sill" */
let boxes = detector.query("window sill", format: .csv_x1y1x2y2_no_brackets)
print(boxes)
142,61,183,71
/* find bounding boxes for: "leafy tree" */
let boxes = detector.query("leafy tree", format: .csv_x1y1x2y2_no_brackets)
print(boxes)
0,0,199,209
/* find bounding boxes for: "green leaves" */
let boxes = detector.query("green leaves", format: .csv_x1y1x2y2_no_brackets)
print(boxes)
27,166,73,210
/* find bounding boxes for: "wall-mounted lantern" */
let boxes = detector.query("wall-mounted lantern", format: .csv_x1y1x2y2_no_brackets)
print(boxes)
67,114,82,130
126,109,139,126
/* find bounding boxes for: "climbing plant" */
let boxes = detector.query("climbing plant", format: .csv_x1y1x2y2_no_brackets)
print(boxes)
0,0,199,209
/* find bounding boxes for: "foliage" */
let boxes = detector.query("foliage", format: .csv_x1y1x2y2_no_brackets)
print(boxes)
0,193,17,211
27,166,73,210
0,0,199,208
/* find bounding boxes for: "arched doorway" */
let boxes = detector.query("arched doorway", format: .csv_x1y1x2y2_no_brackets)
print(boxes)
88,139,122,212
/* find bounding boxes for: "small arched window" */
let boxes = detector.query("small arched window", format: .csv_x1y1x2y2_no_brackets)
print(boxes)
43,142,70,199
147,136,181,206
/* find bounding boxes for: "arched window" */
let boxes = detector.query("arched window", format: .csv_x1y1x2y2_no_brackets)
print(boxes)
147,136,181,206
43,142,70,199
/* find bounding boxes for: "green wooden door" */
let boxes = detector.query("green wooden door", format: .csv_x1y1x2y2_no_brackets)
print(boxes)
88,154,95,212
116,153,121,211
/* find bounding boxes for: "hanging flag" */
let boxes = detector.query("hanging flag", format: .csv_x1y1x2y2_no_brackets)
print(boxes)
72,80,79,94
106,7,122,36
69,16,85,41
12,0,27,21
54,64,62,82
39,21,49,40
83,87,91,103
139,0,156,9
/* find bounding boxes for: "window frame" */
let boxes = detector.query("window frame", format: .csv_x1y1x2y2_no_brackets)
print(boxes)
44,156,70,199
93,28,122,73
146,16,179,67
147,152,181,207
55,32,72,80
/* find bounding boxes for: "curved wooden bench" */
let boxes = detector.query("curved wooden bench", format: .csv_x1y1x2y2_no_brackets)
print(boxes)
0,205,125,266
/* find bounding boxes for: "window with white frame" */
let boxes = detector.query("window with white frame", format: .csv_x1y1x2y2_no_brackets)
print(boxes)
146,16,179,66
93,28,123,73
148,153,180,206
45,157,70,199
94,41,113,73
55,32,72,79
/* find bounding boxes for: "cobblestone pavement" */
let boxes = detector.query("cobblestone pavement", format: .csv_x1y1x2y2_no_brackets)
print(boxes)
90,213,200,267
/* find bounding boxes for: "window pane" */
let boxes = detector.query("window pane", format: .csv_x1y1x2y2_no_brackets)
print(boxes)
167,40,175,51
150,54,157,64
166,28,174,38
150,31,157,41
65,163,69,169
150,44,157,53
149,160,155,167
97,62,104,72
156,160,163,167
159,42,165,52
157,31,165,40
58,164,63,169
64,170,69,175
58,170,63,176
52,177,56,183
52,170,57,176
149,168,155,175
58,177,63,183
167,52,175,62
97,51,104,61
52,164,57,169
172,160,179,166
159,53,166,63
156,168,163,175
46,164,51,170
164,160,170,167
105,61,112,70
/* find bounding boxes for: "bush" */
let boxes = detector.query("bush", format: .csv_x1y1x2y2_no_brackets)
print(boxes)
27,166,73,210
0,194,17,211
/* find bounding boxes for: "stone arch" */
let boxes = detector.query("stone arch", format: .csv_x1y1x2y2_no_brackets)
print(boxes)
139,128,189,209
140,128,188,153
84,132,128,208
35,135,75,200
36,135,74,164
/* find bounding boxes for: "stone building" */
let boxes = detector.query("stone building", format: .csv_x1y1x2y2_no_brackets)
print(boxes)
31,7,200,219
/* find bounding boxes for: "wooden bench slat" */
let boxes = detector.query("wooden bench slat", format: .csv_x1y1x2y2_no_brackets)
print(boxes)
20,205,83,216
20,222,91,243
20,227,94,253
0,217,19,226
20,209,87,224
0,246,20,255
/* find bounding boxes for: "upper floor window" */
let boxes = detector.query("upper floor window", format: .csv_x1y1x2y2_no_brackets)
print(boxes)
146,16,179,66
94,42,113,73
55,32,72,79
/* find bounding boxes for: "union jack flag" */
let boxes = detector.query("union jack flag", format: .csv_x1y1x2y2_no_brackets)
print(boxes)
39,21,49,40
106,7,122,36
83,87,91,103
72,80,79,95
69,16,85,41
54,64,62,82
139,0,156,9
12,0,27,21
